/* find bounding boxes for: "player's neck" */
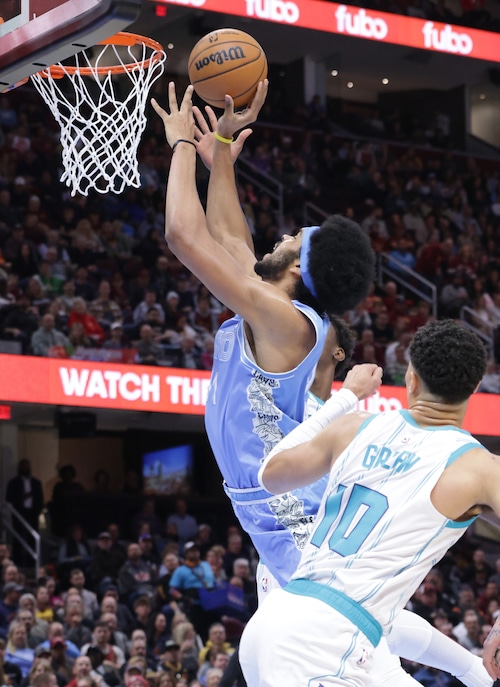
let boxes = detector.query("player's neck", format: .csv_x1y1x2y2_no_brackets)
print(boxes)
407,398,467,428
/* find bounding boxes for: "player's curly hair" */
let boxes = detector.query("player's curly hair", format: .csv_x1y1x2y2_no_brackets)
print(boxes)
294,215,375,316
329,315,356,379
409,320,486,404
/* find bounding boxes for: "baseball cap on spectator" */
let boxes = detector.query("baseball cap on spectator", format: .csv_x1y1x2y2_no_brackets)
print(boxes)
166,291,179,301
98,531,112,539
125,677,149,687
164,639,180,651
110,322,123,330
183,541,198,552
50,637,67,649
139,533,152,542
3,582,23,594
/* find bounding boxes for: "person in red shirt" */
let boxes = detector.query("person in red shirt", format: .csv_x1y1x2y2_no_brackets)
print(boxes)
68,297,104,345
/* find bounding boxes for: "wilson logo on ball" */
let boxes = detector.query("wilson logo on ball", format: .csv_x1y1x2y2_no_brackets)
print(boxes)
193,47,247,71
188,28,268,109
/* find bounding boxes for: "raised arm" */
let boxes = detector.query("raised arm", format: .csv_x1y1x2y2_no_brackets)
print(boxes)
193,104,254,259
151,83,312,368
205,81,268,275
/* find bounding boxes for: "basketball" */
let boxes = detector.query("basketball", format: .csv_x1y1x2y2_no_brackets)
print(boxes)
188,28,268,109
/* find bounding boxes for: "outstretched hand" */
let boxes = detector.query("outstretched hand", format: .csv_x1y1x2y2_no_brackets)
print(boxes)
151,82,195,149
193,104,252,170
216,79,269,140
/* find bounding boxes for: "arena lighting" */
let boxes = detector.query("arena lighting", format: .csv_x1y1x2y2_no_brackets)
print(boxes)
382,77,389,85
167,42,174,49
347,81,354,88
331,69,339,76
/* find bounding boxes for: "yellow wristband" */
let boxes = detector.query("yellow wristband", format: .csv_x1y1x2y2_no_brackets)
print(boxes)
214,132,234,144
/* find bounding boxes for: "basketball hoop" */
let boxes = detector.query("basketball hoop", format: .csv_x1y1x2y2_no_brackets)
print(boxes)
31,32,167,196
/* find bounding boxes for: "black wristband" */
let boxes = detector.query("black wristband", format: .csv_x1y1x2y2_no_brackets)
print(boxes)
172,139,196,152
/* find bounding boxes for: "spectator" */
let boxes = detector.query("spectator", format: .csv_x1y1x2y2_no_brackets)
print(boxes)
38,622,80,660
100,611,128,659
80,621,125,669
440,270,469,318
31,313,70,357
68,298,104,345
118,545,155,604
198,624,234,665
5,622,34,678
131,501,163,541
0,582,23,639
62,604,92,650
166,499,198,553
66,570,98,621
57,530,92,583
454,609,483,652
0,636,22,687
134,325,164,366
133,290,164,325
35,587,54,624
102,323,127,352
169,543,214,638
49,466,85,537
64,655,103,687
89,532,124,591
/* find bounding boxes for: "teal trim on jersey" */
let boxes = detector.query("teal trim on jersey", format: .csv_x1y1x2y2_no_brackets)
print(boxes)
308,391,324,407
399,410,470,435
354,413,377,437
285,578,382,647
446,442,482,466
446,515,477,529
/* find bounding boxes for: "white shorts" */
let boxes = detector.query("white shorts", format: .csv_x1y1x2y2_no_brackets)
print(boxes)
240,587,424,687
256,561,281,605
240,587,376,687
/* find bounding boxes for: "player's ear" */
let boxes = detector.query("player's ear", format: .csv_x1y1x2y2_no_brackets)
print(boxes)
333,347,345,363
290,264,301,279
406,364,418,395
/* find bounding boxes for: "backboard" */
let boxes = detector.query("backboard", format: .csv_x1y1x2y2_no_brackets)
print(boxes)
0,0,143,92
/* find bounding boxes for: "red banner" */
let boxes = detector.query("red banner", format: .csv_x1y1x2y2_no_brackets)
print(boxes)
0,354,499,434
160,0,500,63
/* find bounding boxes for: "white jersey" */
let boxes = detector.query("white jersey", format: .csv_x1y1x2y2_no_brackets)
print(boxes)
291,409,484,634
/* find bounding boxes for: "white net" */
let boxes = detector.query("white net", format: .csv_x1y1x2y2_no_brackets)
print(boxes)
31,36,167,197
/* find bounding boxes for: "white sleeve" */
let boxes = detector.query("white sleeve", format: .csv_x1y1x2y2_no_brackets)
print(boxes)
388,610,493,687
257,388,359,490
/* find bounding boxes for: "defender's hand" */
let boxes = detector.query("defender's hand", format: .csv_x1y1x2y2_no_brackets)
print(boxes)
193,104,252,170
342,364,383,401
151,82,195,149
216,79,268,140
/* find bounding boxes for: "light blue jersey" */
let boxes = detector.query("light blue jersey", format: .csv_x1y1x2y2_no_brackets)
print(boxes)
205,301,330,586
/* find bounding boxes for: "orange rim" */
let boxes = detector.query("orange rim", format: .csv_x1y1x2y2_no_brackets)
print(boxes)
36,32,165,78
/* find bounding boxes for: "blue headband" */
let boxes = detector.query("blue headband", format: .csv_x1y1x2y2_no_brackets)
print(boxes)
299,226,320,299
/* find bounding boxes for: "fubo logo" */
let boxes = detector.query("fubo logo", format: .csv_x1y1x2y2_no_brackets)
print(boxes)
245,0,300,24
335,5,388,40
422,22,473,54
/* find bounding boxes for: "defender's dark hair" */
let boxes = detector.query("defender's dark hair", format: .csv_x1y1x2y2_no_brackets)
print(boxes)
329,315,356,379
409,320,486,404
295,215,375,316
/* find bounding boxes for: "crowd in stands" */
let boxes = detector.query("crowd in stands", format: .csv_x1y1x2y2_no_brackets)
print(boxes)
1,75,500,390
